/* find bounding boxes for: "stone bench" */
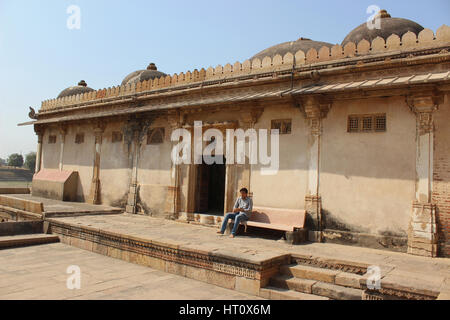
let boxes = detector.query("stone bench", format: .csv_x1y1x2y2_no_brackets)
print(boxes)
32,169,78,202
236,206,308,244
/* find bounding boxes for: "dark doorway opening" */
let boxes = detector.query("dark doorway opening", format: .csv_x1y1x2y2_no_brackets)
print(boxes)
195,155,226,215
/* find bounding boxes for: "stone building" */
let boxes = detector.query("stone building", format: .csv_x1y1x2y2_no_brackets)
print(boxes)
21,11,450,257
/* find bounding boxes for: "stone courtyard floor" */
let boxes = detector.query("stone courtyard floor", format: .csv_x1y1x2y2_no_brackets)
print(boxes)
48,214,450,296
0,243,261,300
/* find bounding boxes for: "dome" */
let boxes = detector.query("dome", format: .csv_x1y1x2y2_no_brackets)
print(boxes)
121,63,167,86
57,80,94,98
342,10,424,46
252,37,333,60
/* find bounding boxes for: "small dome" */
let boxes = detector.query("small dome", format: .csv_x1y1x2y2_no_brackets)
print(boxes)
342,10,424,46
121,63,167,86
252,37,333,60
57,80,94,98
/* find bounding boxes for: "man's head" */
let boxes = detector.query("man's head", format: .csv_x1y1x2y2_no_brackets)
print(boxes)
240,188,249,199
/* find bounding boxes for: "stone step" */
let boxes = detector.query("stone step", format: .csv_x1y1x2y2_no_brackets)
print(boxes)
0,234,59,249
270,274,363,300
281,264,366,289
270,275,317,294
260,286,329,300
280,264,341,283
311,281,363,300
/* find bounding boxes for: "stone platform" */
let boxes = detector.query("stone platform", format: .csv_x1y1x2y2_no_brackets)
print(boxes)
46,214,450,300
0,194,122,221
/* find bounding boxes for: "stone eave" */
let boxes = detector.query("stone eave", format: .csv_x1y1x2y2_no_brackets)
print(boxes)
20,71,450,127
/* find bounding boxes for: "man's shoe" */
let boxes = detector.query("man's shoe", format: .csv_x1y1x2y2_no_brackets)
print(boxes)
229,234,235,238
217,231,223,235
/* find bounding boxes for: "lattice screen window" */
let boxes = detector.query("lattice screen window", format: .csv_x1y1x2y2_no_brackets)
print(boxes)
348,117,359,133
75,133,85,144
147,128,165,145
112,131,123,143
48,135,57,144
271,119,292,135
347,114,386,133
375,115,387,132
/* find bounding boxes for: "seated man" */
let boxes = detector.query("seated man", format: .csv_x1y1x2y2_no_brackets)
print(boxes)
217,188,253,238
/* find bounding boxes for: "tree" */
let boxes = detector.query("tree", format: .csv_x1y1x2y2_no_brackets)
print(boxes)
24,152,36,173
0,158,5,166
7,153,24,168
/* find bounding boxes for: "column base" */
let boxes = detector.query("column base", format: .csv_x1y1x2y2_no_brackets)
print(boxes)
126,183,138,214
87,178,101,205
305,195,322,242
408,202,438,257
164,186,180,219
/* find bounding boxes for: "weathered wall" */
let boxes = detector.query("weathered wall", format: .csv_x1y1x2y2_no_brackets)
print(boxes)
62,124,95,202
99,121,131,208
433,93,450,257
251,105,309,209
137,118,172,216
320,97,416,238
41,127,60,170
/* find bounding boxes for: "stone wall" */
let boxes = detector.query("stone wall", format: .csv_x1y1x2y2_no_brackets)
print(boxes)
251,105,309,209
433,93,450,257
320,96,416,249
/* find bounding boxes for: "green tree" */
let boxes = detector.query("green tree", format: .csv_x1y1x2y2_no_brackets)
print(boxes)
0,158,5,166
24,152,36,173
7,153,24,168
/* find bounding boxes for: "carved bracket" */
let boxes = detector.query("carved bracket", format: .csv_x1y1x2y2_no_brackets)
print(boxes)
123,115,156,147
406,93,442,135
294,95,332,136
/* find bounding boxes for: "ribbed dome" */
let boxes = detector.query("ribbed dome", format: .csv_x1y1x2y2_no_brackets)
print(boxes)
121,63,167,86
252,37,333,60
342,10,424,46
57,80,94,98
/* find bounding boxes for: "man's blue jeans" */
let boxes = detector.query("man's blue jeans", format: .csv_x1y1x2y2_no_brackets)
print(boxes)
220,212,249,236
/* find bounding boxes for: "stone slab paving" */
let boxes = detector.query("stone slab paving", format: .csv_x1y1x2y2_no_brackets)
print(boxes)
48,214,450,296
0,243,262,300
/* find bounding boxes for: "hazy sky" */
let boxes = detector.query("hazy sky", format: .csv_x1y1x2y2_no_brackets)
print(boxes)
0,0,449,159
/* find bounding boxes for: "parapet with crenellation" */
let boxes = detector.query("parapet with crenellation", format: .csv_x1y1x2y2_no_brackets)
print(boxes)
39,25,450,113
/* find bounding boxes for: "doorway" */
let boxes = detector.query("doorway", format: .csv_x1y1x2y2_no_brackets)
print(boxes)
195,156,226,215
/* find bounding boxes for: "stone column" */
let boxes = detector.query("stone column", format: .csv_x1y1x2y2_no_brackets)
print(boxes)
126,129,140,214
88,123,105,205
34,127,44,173
235,106,263,198
300,96,331,242
164,112,183,219
407,94,441,257
58,125,67,171
125,116,154,214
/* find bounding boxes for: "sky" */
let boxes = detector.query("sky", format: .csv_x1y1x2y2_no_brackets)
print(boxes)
0,0,448,159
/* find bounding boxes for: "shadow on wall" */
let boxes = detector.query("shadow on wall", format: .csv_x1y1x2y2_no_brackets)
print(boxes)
321,209,407,238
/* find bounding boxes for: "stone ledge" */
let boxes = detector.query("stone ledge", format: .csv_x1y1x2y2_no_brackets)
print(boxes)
47,219,290,296
0,205,43,221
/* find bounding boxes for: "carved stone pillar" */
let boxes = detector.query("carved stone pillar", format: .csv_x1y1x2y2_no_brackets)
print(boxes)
164,111,183,218
235,106,264,197
407,94,441,257
58,125,68,171
299,96,331,242
125,116,154,214
88,123,105,205
34,126,44,173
